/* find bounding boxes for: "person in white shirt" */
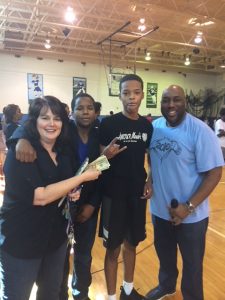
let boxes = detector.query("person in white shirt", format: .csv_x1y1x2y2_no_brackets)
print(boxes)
215,107,225,161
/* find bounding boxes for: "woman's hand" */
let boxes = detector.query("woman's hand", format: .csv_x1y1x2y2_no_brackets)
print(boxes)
81,167,101,182
68,189,81,202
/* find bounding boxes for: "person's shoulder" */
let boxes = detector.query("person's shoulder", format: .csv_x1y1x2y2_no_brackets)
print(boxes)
152,116,165,127
186,113,210,130
90,125,99,137
185,114,216,138
101,112,122,124
68,119,78,134
68,119,76,129
139,115,153,129
215,118,223,125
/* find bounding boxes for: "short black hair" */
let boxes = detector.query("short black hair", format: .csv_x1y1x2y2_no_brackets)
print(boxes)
94,101,102,113
3,104,20,123
119,74,144,92
71,93,95,112
24,95,69,145
219,107,225,117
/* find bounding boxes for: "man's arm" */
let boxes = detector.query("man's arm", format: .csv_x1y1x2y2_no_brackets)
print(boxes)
16,139,37,162
141,152,153,199
170,166,222,223
7,126,37,162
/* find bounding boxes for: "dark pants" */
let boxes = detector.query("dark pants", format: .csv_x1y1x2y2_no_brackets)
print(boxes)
152,215,208,300
59,243,72,300
0,241,67,300
72,212,98,297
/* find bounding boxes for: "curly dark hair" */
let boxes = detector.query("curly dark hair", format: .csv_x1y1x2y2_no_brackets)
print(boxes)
24,96,69,145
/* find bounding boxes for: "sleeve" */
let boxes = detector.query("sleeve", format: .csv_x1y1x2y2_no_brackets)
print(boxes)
195,124,224,172
4,149,45,205
5,124,18,142
7,125,32,148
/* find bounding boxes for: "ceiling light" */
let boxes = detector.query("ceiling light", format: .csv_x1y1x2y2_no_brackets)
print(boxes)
44,39,51,49
220,61,225,68
188,17,214,27
138,18,146,32
65,6,76,23
194,31,203,44
130,4,137,12
184,57,190,66
145,52,151,61
138,24,146,31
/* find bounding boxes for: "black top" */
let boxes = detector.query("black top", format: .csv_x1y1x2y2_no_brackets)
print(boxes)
100,112,153,179
9,121,101,209
4,122,19,142
0,143,74,258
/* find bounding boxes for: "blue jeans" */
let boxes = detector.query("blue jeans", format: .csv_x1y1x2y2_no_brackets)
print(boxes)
0,241,67,300
72,211,98,297
152,215,208,300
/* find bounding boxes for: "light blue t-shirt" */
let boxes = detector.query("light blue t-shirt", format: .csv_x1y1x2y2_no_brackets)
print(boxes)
149,113,224,223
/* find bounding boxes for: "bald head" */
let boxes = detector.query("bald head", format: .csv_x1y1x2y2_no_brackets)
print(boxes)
161,84,187,127
162,85,186,100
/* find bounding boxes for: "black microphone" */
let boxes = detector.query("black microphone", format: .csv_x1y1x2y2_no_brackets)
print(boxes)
171,198,179,208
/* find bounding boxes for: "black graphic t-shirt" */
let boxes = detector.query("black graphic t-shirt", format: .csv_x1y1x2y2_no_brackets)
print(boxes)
100,112,153,179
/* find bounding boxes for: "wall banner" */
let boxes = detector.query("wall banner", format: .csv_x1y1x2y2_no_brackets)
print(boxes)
146,83,158,108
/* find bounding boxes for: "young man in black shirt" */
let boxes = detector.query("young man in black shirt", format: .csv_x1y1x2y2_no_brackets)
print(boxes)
99,74,153,300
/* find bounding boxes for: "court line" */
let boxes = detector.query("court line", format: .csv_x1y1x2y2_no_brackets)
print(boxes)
208,226,225,239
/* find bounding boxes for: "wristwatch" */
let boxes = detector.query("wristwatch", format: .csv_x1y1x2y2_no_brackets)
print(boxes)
185,201,195,214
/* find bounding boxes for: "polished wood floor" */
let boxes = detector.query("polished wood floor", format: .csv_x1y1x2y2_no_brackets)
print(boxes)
0,167,225,300
78,167,225,300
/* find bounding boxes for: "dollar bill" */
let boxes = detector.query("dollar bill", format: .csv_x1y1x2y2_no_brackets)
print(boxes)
85,155,110,171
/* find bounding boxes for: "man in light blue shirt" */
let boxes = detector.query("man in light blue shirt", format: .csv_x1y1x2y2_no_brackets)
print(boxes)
146,85,224,300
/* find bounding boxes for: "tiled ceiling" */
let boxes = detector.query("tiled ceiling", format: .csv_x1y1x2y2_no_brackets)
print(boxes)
0,0,225,74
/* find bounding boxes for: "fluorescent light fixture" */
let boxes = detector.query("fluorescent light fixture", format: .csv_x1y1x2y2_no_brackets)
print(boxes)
188,17,214,27
138,24,146,31
194,31,203,44
44,39,51,49
138,18,146,32
145,52,151,61
184,57,190,66
65,6,76,23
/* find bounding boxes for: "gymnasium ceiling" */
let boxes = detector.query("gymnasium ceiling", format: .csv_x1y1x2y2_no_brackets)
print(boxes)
0,0,225,74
